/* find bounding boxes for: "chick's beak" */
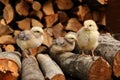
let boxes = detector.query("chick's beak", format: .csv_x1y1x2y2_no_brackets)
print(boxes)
84,27,89,31
40,31,46,36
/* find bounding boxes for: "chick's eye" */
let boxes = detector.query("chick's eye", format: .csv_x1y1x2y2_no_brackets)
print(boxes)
34,31,40,33
89,24,92,27
70,38,74,39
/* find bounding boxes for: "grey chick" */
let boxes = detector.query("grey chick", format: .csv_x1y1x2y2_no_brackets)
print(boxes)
50,32,77,54
76,20,99,59
16,26,45,57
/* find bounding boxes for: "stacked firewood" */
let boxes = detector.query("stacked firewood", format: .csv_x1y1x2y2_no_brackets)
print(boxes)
0,0,120,80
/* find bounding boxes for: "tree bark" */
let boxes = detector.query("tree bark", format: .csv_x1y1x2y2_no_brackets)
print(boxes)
49,52,112,80
37,53,65,80
21,56,45,80
96,33,120,77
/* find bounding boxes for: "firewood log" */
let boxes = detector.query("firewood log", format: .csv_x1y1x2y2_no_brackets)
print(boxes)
76,5,92,21
21,55,45,80
96,33,120,77
0,51,21,80
42,0,54,15
31,18,44,27
42,32,53,47
0,35,15,44
15,0,30,16
3,44,15,51
49,52,112,80
45,14,58,27
55,0,73,10
0,24,13,36
44,28,53,37
52,23,66,38
37,54,65,80
65,18,82,32
32,1,41,11
30,10,43,20
57,11,69,23
16,18,31,30
2,0,14,24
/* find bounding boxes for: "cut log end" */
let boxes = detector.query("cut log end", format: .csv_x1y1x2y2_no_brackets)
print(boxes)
51,74,65,80
0,71,17,80
88,57,112,80
113,50,120,77
0,59,19,80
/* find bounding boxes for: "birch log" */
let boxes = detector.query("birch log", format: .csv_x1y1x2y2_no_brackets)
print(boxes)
21,56,45,80
37,53,65,80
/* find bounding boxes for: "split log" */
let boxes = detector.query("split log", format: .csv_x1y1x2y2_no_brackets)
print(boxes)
3,1,14,24
31,18,44,27
52,23,66,38
16,18,31,30
55,0,73,10
32,1,41,11
37,54,65,80
57,11,69,23
0,51,21,80
3,44,15,51
96,33,120,77
45,14,58,27
15,0,30,16
42,0,54,15
65,18,82,32
0,24,13,36
76,5,92,21
49,52,112,80
30,10,43,20
0,35,15,44
21,55,45,80
44,28,53,37
42,32,53,47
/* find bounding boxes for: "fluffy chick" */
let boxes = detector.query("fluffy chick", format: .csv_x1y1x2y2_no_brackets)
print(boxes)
76,20,99,58
50,32,76,54
16,27,44,57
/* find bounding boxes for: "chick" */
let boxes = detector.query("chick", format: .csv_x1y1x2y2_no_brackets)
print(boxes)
76,20,99,59
16,26,44,57
50,32,77,54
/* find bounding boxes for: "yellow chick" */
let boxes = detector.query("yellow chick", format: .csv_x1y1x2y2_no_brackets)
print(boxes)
76,20,99,58
16,26,45,57
50,32,77,54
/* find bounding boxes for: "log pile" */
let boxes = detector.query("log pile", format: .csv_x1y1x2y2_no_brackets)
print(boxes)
0,0,119,80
